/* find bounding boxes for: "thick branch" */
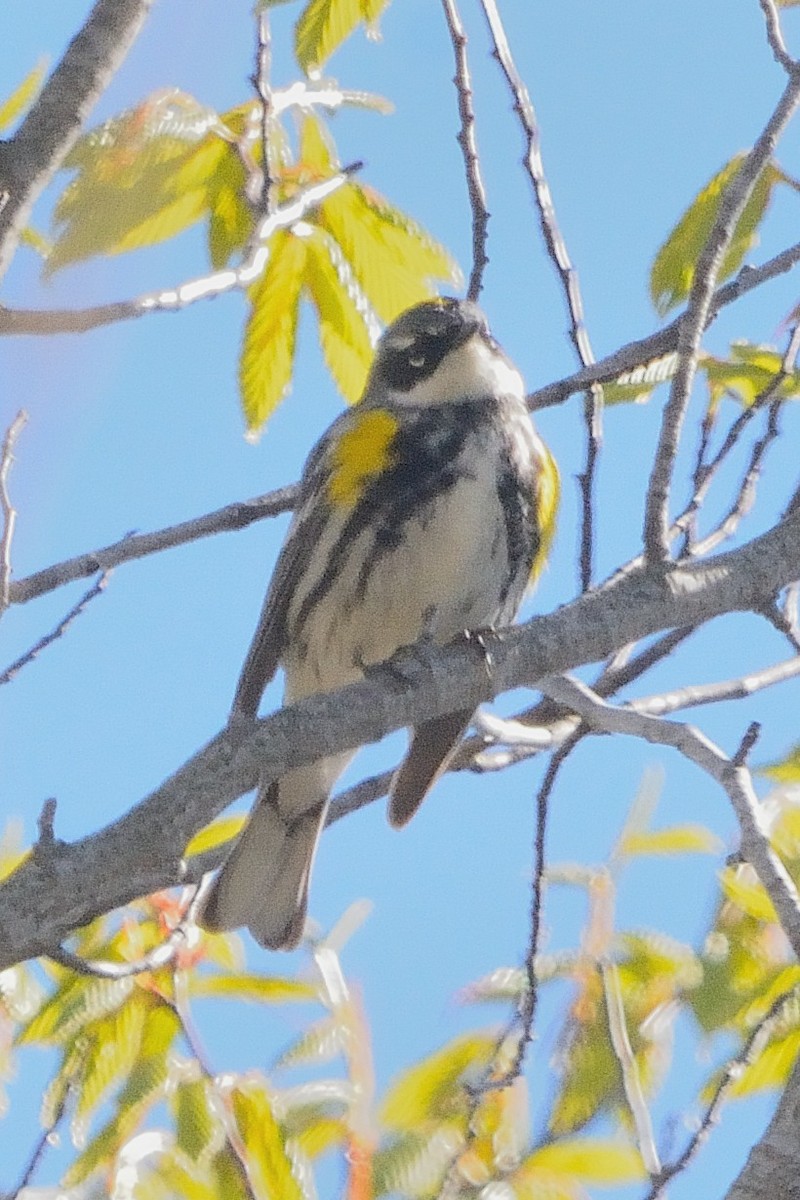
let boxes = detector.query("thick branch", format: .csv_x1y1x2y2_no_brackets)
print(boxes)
0,0,153,281
2,507,800,968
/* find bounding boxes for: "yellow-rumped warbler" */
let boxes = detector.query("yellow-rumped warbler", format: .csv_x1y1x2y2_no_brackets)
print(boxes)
198,297,558,949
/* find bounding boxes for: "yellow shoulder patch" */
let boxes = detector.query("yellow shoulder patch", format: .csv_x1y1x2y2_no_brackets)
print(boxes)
327,409,400,507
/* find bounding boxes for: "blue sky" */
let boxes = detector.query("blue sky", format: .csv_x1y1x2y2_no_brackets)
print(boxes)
3,0,800,1194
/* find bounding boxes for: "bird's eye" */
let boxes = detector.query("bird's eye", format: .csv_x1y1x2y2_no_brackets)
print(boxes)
408,353,426,368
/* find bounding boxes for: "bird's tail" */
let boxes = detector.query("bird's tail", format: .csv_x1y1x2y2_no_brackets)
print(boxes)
198,756,348,950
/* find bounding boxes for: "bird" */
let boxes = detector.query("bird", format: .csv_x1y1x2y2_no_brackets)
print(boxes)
197,296,558,950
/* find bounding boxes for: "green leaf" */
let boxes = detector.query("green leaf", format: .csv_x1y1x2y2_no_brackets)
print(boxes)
19,975,134,1045
275,1014,348,1069
701,342,800,411
719,1028,800,1099
207,151,252,269
231,1082,306,1200
0,61,46,132
619,824,722,858
760,741,800,782
240,229,307,432
185,815,245,857
600,352,678,405
372,1128,464,1198
46,90,232,275
191,972,317,1004
381,1032,496,1131
73,993,148,1124
650,156,780,316
304,225,376,402
295,0,391,74
320,182,460,322
720,866,778,923
521,1139,644,1185
173,1078,220,1164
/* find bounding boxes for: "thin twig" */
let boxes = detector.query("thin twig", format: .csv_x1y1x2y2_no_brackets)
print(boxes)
438,734,579,1200
0,569,112,685
252,7,274,216
478,0,602,590
440,0,490,300
643,65,800,561
539,675,800,958
759,0,797,72
645,984,800,1199
690,397,783,557
46,918,191,979
6,1061,77,1200
0,409,27,615
9,484,297,606
0,168,358,337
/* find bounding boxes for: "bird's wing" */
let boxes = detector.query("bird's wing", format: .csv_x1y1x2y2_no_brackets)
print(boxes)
230,431,337,719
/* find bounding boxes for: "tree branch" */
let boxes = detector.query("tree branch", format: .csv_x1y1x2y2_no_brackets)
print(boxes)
3,505,800,967
0,0,154,281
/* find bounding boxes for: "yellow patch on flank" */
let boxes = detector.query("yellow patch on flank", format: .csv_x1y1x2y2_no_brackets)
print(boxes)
327,409,400,506
531,443,560,581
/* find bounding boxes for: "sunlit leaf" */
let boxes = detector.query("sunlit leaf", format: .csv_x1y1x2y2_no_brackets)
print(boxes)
720,866,778,923
240,228,307,432
295,0,391,75
73,993,148,1124
18,975,134,1045
650,157,780,316
299,112,336,171
716,1028,800,1099
304,224,375,401
760,742,800,783
275,1014,349,1068
620,824,722,858
372,1127,465,1198
0,61,46,132
600,352,678,405
320,183,460,322
174,1078,221,1164
515,1139,644,1191
185,815,246,857
191,972,317,1004
231,1082,306,1200
701,341,800,411
46,90,233,274
381,1032,496,1131
207,150,252,269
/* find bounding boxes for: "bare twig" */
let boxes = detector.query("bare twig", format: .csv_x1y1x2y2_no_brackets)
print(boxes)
0,167,358,337
0,0,154,280
759,0,797,73
440,0,490,300
478,0,602,589
6,1060,78,1200
690,398,783,557
539,675,800,958
0,570,112,686
252,7,274,216
643,66,800,561
645,985,800,1199
9,485,297,606
0,410,27,614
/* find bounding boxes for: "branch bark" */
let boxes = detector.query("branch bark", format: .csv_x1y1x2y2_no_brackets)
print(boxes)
2,504,800,968
0,0,154,281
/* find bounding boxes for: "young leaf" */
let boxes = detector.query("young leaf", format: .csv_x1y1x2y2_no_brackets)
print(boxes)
619,823,722,858
173,1077,222,1164
701,342,800,411
239,229,307,432
0,61,46,132
520,1138,644,1185
381,1032,496,1131
295,0,391,75
650,156,779,316
305,225,376,402
600,352,678,405
320,183,461,322
190,972,318,1004
231,1082,306,1200
46,90,232,274
185,815,245,857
